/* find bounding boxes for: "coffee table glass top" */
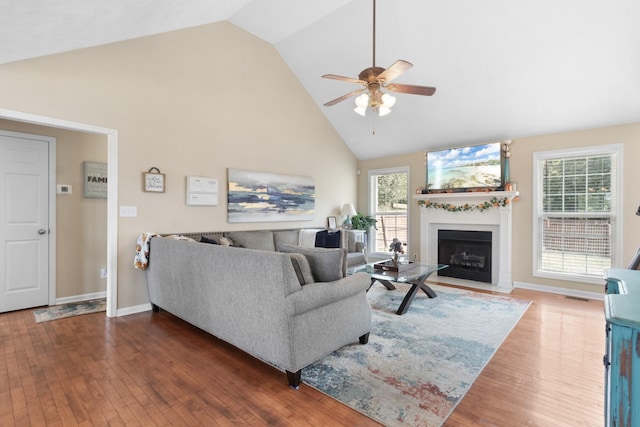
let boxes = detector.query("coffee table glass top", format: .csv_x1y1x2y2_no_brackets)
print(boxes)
347,261,448,283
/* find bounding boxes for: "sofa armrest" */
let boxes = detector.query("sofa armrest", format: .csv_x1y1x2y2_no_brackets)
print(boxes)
286,273,370,316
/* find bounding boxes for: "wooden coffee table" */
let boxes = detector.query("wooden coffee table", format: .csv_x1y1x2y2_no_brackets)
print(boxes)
347,261,448,315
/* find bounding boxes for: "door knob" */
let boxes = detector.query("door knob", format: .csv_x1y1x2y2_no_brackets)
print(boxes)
38,229,46,235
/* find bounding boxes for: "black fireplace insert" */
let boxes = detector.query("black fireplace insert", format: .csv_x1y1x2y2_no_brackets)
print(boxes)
438,229,492,283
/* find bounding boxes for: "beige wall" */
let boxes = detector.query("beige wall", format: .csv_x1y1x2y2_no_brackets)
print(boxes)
0,22,358,310
0,120,108,299
358,122,640,293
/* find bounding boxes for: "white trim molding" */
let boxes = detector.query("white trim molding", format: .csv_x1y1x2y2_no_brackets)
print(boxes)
514,281,604,301
0,108,119,317
415,191,519,292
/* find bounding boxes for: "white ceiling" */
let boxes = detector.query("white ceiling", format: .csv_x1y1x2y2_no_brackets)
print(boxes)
2,0,639,159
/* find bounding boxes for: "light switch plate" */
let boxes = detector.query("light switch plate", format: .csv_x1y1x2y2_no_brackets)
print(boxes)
119,206,137,217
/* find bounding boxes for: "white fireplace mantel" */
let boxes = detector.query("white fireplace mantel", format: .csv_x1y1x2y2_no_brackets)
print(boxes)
413,191,519,292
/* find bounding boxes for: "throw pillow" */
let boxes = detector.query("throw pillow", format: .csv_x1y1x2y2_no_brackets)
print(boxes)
288,253,315,285
314,230,328,248
278,244,345,282
325,230,341,248
200,235,218,244
314,229,341,248
218,236,233,246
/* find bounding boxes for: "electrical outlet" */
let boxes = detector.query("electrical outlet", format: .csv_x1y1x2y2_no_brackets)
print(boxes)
413,253,418,261
100,268,107,278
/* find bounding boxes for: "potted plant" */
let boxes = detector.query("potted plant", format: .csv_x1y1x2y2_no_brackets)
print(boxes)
351,213,377,230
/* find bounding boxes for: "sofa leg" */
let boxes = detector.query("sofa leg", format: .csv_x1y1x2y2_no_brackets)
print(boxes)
151,304,160,313
359,332,370,344
287,370,301,389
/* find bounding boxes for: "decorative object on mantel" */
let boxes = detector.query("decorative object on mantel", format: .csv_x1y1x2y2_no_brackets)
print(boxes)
341,203,357,228
143,167,165,193
502,139,512,187
417,196,511,212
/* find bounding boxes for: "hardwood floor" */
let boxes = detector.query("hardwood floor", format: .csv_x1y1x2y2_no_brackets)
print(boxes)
0,285,604,426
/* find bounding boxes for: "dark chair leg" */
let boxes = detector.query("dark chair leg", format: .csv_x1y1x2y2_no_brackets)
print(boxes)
287,370,301,389
359,332,370,344
151,304,160,312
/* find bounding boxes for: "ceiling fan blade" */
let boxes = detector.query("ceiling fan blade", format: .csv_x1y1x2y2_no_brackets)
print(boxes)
324,89,367,106
386,83,436,96
322,74,366,85
376,60,413,83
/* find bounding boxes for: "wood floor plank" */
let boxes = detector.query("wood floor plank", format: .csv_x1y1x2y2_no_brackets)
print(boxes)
0,285,604,426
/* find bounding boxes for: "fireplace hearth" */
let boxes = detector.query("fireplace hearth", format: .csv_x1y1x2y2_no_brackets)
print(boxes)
438,230,492,283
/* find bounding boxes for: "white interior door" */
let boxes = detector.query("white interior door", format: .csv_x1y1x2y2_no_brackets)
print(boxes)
0,131,51,313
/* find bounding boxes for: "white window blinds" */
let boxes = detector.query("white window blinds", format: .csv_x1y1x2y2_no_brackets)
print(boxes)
534,145,621,282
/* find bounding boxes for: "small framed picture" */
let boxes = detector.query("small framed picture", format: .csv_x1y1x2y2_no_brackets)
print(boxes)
328,216,337,229
143,171,165,192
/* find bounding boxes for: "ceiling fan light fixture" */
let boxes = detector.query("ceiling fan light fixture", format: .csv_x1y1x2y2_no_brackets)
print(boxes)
378,105,392,116
354,94,369,116
378,105,391,117
354,106,367,116
381,93,396,108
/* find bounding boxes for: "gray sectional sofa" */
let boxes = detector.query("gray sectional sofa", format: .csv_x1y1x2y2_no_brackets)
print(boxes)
145,230,372,388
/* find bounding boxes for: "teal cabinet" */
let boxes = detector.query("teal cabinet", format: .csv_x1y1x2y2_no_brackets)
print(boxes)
604,269,640,427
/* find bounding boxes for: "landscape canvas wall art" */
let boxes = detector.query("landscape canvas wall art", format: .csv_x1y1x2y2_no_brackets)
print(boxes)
227,169,315,222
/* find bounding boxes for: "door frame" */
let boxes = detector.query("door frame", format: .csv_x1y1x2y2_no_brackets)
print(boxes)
0,129,56,308
0,108,119,317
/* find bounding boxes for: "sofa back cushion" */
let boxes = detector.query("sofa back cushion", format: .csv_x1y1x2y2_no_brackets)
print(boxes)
278,244,346,282
288,253,315,285
273,230,300,248
225,231,275,251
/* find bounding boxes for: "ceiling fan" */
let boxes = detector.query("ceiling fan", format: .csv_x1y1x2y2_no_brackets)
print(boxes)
322,0,436,117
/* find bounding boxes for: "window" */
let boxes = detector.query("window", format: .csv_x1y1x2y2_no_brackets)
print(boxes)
533,144,622,283
368,167,409,256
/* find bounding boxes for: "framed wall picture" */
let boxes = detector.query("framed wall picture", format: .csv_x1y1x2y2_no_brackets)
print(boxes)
227,168,315,223
143,167,165,192
328,216,337,229
83,161,108,198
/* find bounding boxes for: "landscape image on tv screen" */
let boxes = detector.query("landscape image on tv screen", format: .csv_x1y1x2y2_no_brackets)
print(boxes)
427,142,502,191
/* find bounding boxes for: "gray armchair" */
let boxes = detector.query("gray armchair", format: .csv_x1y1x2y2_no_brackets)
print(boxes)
344,230,368,267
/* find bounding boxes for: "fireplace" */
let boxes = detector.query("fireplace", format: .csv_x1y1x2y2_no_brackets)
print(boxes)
438,230,492,283
415,190,518,291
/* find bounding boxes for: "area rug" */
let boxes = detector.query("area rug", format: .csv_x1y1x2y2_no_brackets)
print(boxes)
302,283,531,426
33,298,106,323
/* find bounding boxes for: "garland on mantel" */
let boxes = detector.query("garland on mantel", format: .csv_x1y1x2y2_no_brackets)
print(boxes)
417,197,510,212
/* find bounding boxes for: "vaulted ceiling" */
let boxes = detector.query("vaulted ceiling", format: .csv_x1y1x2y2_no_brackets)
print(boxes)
2,0,639,159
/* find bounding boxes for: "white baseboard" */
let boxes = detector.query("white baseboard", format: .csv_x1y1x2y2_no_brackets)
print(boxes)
55,292,152,316
56,291,107,305
432,275,513,294
117,303,152,317
513,281,604,301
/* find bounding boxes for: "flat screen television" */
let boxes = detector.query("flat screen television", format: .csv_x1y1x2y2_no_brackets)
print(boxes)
426,142,503,192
